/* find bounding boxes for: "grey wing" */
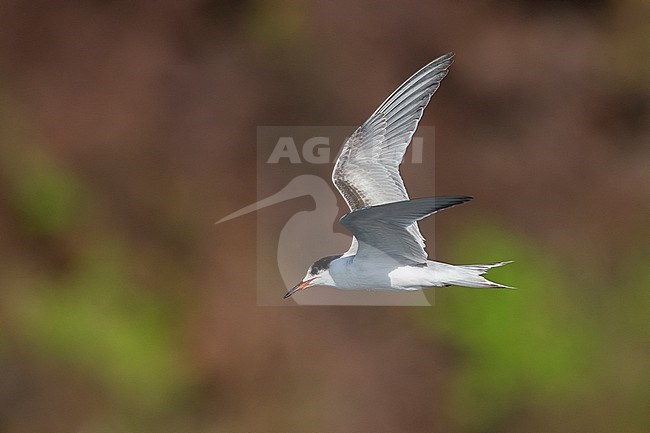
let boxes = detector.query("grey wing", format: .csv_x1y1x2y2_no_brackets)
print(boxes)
339,196,472,266
332,52,455,257
333,52,454,211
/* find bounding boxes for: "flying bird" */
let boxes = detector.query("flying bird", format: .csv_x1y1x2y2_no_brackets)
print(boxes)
284,52,512,299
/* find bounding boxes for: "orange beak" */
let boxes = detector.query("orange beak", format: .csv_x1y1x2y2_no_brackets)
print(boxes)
283,278,315,299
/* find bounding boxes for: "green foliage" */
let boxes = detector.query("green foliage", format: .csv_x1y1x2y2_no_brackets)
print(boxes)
1,103,192,422
0,109,83,236
9,149,83,235
419,222,599,431
19,241,190,414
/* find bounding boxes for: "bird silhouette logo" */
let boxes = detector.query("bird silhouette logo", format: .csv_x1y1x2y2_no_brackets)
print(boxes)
217,52,512,305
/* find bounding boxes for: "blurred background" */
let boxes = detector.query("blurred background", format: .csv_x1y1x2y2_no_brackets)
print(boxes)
0,1,648,432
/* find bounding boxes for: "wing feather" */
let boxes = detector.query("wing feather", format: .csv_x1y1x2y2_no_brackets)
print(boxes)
340,196,472,265
332,52,455,258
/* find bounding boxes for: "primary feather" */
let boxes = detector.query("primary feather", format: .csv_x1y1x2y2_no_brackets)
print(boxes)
332,52,455,257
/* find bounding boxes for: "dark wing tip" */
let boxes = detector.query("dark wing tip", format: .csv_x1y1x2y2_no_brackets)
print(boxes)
433,195,472,206
433,195,473,211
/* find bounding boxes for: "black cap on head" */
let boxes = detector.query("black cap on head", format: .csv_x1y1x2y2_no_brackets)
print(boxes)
310,254,342,274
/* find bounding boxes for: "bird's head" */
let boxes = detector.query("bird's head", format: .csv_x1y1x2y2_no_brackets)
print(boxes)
283,255,341,299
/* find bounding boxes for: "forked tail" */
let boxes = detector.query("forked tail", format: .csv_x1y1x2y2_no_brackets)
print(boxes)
453,260,514,289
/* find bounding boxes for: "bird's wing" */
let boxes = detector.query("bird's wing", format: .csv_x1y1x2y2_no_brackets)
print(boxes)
332,52,455,257
339,196,471,266
333,52,454,210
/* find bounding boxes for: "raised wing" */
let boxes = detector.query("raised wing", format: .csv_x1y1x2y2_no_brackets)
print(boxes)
332,52,455,257
339,196,472,266
333,52,454,211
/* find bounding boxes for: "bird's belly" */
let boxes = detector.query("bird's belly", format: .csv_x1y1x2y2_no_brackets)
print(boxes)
330,262,441,291
387,266,444,290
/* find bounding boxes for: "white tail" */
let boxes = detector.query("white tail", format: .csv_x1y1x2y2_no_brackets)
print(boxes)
451,260,514,289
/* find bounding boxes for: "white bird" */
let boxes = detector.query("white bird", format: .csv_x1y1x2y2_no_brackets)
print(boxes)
284,52,512,299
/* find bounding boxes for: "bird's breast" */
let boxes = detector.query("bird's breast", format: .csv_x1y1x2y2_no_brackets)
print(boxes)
329,257,436,290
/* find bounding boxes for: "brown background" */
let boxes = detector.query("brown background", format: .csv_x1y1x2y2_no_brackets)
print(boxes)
0,1,648,432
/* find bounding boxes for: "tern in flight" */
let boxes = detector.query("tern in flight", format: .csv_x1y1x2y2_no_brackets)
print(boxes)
284,52,512,299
